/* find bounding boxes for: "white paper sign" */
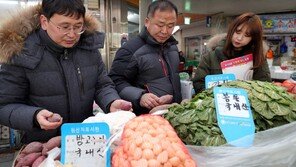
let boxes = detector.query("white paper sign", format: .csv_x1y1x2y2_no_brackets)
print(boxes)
61,123,110,167
221,54,253,80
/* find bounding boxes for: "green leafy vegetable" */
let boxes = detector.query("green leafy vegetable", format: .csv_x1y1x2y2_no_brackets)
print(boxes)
165,80,296,146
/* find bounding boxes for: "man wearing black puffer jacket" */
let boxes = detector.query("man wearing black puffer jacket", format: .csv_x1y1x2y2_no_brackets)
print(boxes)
0,0,132,144
109,0,182,115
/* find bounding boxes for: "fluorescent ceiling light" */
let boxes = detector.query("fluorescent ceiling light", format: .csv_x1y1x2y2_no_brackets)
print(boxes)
127,11,139,24
184,17,191,25
27,1,40,5
185,1,191,11
0,0,40,6
0,0,18,4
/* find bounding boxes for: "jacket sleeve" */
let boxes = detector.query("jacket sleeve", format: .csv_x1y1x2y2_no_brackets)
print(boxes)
94,51,121,113
109,48,145,110
0,64,42,131
192,52,212,93
253,58,272,82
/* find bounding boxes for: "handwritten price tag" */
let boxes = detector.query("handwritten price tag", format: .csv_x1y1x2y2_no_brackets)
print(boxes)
61,123,110,167
214,87,255,147
205,74,235,89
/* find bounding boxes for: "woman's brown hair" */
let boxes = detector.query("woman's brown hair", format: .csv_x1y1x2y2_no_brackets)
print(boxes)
223,12,264,68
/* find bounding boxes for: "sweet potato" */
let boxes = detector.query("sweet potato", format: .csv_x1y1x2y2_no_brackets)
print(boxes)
119,101,132,111
15,152,41,167
21,141,43,154
32,155,46,167
42,136,61,155
15,152,27,164
47,113,62,122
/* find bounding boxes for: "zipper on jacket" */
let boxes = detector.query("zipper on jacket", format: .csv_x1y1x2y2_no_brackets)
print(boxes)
145,84,151,93
77,67,85,95
63,49,69,60
158,46,168,76
56,51,71,122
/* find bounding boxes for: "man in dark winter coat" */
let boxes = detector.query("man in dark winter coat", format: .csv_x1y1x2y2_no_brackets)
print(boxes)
0,0,132,143
109,0,182,115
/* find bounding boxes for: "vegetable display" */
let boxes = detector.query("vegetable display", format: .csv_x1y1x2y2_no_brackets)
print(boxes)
165,80,296,146
112,115,196,167
14,136,61,167
273,79,296,94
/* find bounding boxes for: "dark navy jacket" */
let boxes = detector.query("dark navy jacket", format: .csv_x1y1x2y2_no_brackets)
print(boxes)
109,27,182,115
0,6,120,143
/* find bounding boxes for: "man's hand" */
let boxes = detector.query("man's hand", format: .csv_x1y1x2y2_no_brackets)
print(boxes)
36,110,63,130
110,99,133,112
159,94,173,104
140,93,161,109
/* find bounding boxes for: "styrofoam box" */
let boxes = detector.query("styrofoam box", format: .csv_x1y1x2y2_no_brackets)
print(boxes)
1,126,10,139
180,80,193,100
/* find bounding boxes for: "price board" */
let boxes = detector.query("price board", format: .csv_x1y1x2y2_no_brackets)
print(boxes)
214,87,255,147
61,123,110,167
205,74,235,89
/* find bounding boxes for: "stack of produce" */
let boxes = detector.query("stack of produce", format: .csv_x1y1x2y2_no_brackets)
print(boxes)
14,136,61,167
112,115,196,167
165,80,296,146
273,79,296,94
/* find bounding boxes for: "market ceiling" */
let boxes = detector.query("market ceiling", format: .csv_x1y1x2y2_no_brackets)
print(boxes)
170,0,296,16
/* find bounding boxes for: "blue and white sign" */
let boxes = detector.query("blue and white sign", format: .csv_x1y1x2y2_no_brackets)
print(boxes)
205,74,236,89
214,87,255,147
61,123,110,167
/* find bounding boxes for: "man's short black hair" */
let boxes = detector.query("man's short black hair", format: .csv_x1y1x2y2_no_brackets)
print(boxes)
147,0,178,18
42,0,85,19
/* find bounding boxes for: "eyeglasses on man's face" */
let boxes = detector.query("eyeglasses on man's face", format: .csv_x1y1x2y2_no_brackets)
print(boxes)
147,17,176,30
49,20,85,35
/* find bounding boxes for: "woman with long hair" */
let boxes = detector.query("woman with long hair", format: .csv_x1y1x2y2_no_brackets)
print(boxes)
192,12,271,93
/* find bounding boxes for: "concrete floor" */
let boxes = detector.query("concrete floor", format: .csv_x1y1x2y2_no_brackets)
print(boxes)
0,153,15,167
0,159,13,167
0,149,18,167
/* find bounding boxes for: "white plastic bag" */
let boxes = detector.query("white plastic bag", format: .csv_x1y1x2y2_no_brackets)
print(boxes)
83,111,136,153
38,147,60,167
187,121,296,167
83,111,136,135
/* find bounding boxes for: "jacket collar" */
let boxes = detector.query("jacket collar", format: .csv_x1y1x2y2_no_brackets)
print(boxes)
214,47,228,61
139,26,178,47
214,46,250,62
39,28,65,55
39,28,105,56
0,4,101,63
